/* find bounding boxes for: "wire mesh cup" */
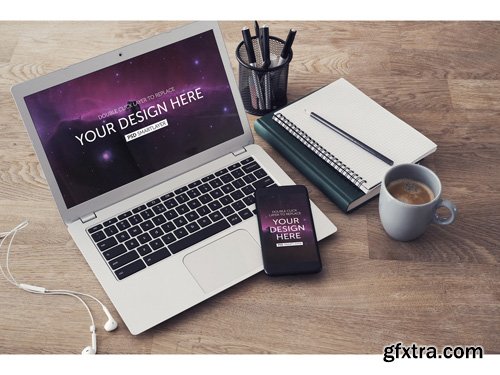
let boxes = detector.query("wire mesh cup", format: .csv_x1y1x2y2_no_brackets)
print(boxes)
236,36,292,115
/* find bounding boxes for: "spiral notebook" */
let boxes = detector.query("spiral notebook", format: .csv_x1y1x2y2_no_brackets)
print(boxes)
272,78,437,195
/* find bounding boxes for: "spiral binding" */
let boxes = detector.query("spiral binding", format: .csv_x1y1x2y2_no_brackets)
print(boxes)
272,112,367,188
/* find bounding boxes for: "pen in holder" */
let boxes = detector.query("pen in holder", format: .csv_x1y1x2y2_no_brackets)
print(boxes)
236,36,292,115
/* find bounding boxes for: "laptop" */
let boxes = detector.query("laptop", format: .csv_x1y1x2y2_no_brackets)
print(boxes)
11,21,337,335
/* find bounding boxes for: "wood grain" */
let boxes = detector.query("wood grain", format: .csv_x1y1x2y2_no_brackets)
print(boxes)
0,21,498,354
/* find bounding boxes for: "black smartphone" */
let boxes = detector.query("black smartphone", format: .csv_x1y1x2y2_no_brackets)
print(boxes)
255,185,321,276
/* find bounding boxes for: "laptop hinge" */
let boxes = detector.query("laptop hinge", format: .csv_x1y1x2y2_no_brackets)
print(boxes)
232,147,247,156
80,212,97,224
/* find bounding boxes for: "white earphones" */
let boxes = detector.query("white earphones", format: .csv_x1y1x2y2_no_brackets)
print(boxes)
1,220,118,354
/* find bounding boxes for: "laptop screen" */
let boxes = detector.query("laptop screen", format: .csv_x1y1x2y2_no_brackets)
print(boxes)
24,30,243,209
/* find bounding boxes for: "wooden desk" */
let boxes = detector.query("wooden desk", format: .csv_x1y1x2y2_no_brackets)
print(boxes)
0,21,498,354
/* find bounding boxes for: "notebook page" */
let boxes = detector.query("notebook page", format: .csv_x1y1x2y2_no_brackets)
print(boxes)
276,79,437,191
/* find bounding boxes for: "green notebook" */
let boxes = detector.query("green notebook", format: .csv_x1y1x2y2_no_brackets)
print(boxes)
254,78,437,212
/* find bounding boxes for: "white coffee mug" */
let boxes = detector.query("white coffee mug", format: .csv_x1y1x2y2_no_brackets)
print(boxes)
379,164,457,241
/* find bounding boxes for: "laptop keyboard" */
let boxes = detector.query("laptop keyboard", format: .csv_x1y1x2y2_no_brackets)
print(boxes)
87,157,275,281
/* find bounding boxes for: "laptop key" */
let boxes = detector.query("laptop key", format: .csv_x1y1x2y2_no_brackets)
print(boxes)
232,178,245,189
221,184,235,194
128,225,142,237
228,162,241,170
88,224,103,234
243,174,256,183
242,161,259,173
188,180,201,188
91,230,106,243
196,206,210,217
97,237,118,251
208,201,222,211
176,204,189,215
129,214,143,225
109,250,139,270
243,195,255,206
220,206,235,216
161,233,176,245
254,168,267,179
143,247,171,266
137,233,152,244
124,238,140,250
174,227,188,239
201,174,215,182
115,259,146,280
220,195,234,206
174,186,188,194
164,198,178,209
118,211,132,220
187,199,201,210
165,209,178,220
149,239,163,250
176,193,189,203
199,193,213,204
103,218,118,227
187,188,201,199
238,208,253,220
146,198,161,207
104,225,118,237
230,190,244,201
161,222,175,233
116,231,131,243
137,244,152,256
208,211,222,222
140,209,154,220
116,219,131,231
227,213,242,226
149,227,164,239
231,169,244,178
253,176,274,190
186,222,200,233
209,178,223,189
152,215,166,226
152,203,166,215
215,168,228,176
197,216,211,228
132,205,146,213
198,183,212,193
242,185,255,195
169,219,230,254
185,211,199,222
103,244,127,260
241,157,254,164
140,219,154,231
160,192,174,201
232,200,245,212
173,216,188,227
210,188,223,199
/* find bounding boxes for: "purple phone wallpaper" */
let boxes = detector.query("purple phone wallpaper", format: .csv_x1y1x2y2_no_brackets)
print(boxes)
24,30,243,208
257,188,318,263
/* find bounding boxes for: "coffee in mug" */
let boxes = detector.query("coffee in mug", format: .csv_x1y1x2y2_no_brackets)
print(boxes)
387,178,435,205
379,164,457,241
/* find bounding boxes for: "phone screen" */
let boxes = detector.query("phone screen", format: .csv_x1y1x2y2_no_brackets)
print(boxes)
255,185,321,276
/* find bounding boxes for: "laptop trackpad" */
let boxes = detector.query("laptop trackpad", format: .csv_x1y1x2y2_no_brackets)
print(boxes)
183,229,263,294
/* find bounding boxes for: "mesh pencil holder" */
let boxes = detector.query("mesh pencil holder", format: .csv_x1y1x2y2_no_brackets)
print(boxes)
236,36,293,115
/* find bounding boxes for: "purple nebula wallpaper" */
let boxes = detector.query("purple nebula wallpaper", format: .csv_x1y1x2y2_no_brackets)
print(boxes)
25,30,243,208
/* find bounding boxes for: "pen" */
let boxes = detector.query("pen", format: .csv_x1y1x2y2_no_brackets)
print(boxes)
308,110,394,166
278,29,296,66
261,25,271,110
254,21,262,58
242,27,264,111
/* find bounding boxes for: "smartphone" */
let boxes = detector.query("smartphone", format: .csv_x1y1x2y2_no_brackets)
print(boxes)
255,185,321,276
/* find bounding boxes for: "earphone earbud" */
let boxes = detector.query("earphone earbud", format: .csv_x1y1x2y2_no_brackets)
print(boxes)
82,325,97,355
102,306,118,332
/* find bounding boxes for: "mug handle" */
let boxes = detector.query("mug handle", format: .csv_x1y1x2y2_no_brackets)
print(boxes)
433,199,457,225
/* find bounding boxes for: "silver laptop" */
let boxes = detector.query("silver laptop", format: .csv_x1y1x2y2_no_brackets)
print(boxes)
11,21,336,335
